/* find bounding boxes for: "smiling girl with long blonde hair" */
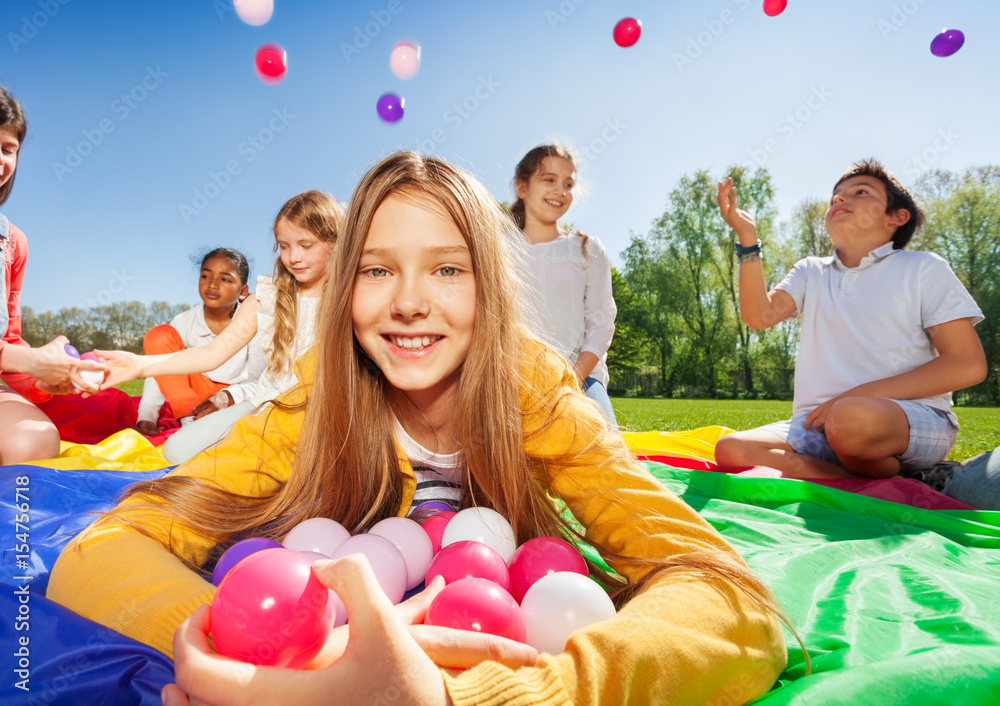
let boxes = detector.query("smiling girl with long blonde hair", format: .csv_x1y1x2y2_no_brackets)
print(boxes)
50,152,787,706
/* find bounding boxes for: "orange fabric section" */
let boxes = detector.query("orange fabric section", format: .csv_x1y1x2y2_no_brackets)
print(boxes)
143,323,226,418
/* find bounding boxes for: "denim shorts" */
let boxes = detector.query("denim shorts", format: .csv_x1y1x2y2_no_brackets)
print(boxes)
761,400,958,471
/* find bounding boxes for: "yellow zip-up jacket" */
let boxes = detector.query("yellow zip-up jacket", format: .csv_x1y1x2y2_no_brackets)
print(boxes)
48,341,786,705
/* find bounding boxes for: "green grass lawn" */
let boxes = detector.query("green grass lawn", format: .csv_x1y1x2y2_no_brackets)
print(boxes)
612,398,1000,461
115,379,144,397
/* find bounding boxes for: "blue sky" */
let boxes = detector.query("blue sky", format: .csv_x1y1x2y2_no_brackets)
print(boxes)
2,0,998,313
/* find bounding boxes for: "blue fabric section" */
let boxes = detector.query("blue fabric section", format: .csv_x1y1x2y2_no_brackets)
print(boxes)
1,465,168,593
1,585,174,705
1,465,173,704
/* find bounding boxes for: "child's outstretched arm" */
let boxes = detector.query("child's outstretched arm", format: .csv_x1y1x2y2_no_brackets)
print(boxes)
717,178,797,329
97,294,262,388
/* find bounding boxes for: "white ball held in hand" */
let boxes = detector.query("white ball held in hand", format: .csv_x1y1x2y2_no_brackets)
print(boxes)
77,351,106,388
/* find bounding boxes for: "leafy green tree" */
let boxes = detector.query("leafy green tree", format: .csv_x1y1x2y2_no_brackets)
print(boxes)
916,167,1000,404
606,267,649,393
20,301,189,354
789,199,833,258
621,234,684,395
653,170,741,396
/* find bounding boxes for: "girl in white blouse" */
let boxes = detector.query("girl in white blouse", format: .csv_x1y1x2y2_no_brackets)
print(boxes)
511,144,618,426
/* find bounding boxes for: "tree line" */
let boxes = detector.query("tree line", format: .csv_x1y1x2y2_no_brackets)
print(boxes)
607,165,1000,406
20,302,189,354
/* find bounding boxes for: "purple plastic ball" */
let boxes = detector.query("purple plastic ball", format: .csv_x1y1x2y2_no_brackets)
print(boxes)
212,537,283,586
376,93,404,123
930,29,965,58
411,500,454,517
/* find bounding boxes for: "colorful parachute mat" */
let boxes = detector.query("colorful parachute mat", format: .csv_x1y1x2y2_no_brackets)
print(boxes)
0,428,997,705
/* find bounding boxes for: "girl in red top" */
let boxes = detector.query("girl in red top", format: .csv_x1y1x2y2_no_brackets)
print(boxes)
0,84,104,464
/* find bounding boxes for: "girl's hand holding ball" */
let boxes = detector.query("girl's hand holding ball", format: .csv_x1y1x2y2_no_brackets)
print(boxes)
164,555,538,706
91,349,144,389
28,336,106,393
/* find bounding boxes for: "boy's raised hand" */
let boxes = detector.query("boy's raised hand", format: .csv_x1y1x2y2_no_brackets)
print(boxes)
717,178,759,245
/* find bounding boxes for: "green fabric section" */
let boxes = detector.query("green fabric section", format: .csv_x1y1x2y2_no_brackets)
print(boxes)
634,465,1000,705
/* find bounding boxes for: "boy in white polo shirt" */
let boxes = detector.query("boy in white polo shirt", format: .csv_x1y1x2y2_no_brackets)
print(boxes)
713,159,986,483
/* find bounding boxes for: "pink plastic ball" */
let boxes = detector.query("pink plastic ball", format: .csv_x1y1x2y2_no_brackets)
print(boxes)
283,517,351,557
507,536,588,603
521,572,616,655
425,577,525,642
763,0,787,17
369,517,434,590
613,18,642,48
330,533,407,604
425,540,511,592
234,0,273,26
296,553,347,625
255,44,287,84
210,548,334,667
212,536,283,586
389,41,421,80
421,511,455,555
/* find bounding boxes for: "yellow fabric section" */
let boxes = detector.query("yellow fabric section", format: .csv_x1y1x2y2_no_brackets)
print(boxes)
23,412,730,475
621,426,733,462
21,428,171,472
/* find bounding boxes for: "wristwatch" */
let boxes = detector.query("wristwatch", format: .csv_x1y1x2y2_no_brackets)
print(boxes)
734,240,762,256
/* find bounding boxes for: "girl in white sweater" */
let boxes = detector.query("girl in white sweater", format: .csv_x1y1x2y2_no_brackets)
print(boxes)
511,144,618,426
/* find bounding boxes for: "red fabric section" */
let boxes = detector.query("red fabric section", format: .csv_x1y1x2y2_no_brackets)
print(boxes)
802,476,975,511
643,453,974,512
32,391,181,446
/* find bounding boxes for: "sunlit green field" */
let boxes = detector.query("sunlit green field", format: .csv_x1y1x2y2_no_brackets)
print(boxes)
612,398,1000,461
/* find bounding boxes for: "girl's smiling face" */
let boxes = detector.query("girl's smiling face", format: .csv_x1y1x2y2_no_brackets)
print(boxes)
516,155,575,227
276,217,332,295
0,124,20,189
352,192,477,408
